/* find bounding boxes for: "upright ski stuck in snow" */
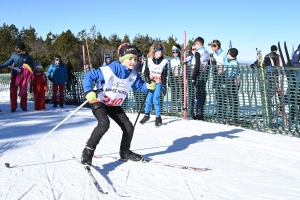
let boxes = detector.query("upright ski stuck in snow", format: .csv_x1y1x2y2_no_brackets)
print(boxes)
73,157,108,194
93,155,209,172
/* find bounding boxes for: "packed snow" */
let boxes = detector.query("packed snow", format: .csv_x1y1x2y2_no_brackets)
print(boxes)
0,91,300,200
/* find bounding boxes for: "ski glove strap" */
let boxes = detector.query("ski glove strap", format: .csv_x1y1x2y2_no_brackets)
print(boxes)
146,81,156,91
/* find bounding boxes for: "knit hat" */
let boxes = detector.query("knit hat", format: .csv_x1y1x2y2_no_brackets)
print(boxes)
228,48,239,57
34,60,43,70
118,44,138,62
105,54,111,59
271,45,277,51
15,42,25,50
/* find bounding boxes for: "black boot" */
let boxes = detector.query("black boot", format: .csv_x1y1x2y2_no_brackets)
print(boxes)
140,114,150,124
155,116,162,127
59,102,64,108
119,150,143,162
53,101,58,108
193,114,204,121
81,145,95,166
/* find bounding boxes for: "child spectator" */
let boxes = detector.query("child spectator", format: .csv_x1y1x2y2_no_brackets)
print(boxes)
30,61,48,110
139,42,168,127
47,55,68,108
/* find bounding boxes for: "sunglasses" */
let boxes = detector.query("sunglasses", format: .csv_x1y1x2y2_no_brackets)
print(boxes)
172,51,179,54
192,48,196,51
55,58,60,61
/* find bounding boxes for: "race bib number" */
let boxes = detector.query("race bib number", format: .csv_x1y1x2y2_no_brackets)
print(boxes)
102,95,124,106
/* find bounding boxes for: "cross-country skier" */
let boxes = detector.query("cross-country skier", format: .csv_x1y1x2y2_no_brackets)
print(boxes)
81,43,156,166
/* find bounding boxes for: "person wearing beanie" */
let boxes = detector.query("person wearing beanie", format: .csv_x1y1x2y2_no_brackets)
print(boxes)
263,45,284,128
102,54,112,67
81,43,154,166
222,48,241,122
0,42,34,112
191,37,210,121
169,44,184,115
139,42,168,127
30,60,48,110
133,49,146,112
46,55,68,108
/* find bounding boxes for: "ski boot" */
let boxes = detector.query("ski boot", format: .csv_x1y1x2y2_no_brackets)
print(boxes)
53,101,58,108
81,145,95,166
119,150,143,162
140,114,150,124
155,116,162,127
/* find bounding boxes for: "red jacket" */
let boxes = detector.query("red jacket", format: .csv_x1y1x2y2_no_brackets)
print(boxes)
30,72,48,93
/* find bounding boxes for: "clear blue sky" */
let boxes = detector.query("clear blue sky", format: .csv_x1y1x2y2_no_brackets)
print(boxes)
0,0,298,62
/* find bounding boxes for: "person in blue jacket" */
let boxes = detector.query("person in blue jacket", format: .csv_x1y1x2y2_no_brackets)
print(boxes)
102,54,112,67
0,42,34,112
46,55,68,108
81,43,156,166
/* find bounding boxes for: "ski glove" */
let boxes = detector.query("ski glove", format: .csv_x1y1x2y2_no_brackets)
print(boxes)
146,81,156,91
85,91,97,103
161,86,166,96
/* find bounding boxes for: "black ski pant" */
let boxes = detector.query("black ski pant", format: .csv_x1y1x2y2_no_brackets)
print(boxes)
191,79,207,117
87,102,134,151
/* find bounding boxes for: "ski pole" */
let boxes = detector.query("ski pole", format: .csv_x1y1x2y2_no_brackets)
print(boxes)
133,90,150,128
5,99,89,168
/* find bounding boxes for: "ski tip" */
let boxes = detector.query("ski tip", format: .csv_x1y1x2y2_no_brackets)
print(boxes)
5,163,10,168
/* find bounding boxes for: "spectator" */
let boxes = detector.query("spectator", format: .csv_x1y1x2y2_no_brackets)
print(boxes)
102,54,112,66
289,44,300,125
224,48,240,122
30,61,48,110
0,42,34,112
169,44,184,114
263,45,284,127
208,39,227,121
133,50,146,112
47,55,68,108
140,42,168,127
190,37,210,120
65,61,78,93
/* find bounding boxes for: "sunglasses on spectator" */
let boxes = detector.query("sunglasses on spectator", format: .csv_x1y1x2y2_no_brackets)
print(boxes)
172,51,179,54
55,58,60,61
192,48,196,51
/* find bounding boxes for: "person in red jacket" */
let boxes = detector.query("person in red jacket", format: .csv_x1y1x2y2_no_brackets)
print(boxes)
30,61,49,110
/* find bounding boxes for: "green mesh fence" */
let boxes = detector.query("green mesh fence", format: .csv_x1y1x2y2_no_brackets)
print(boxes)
1,65,300,137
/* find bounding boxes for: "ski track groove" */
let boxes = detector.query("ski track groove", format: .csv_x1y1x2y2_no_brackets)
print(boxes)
17,184,36,200
4,179,12,200
180,170,196,200
29,141,57,200
0,140,19,155
123,168,130,195
54,137,96,198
